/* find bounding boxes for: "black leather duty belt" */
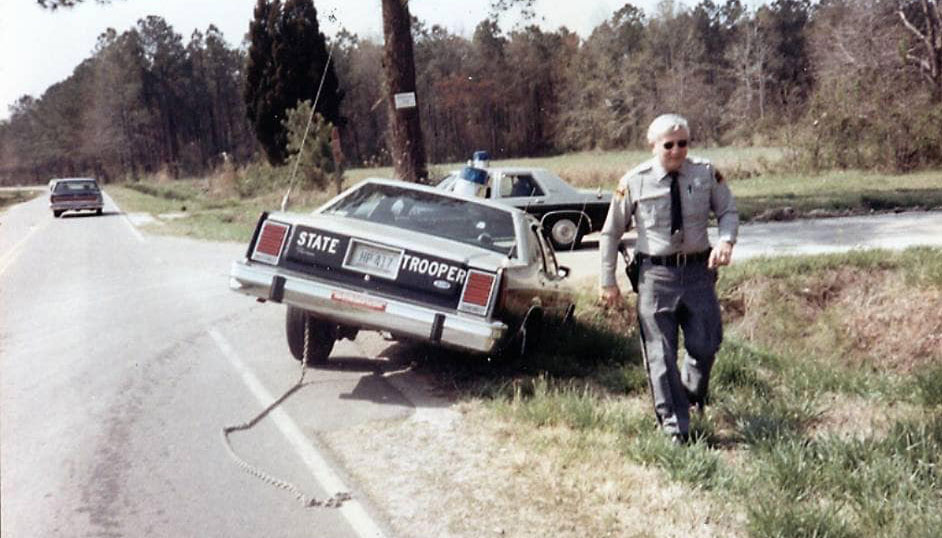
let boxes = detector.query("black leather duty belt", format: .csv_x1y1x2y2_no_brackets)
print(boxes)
638,249,711,267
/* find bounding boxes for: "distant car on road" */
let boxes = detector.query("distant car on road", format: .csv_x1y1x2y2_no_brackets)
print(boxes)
437,167,612,250
229,178,575,364
49,177,103,218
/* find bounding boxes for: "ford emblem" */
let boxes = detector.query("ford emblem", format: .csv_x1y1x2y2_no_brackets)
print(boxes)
433,279,452,290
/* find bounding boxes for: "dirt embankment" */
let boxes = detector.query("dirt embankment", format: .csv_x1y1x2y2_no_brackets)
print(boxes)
722,266,942,373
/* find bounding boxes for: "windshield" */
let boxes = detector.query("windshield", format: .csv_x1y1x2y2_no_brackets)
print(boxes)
54,180,99,193
323,183,516,254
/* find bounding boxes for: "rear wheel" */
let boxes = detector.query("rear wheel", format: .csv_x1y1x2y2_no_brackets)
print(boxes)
95,208,103,216
53,210,63,218
285,306,335,365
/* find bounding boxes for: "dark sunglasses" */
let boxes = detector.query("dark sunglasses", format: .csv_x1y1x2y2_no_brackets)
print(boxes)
663,140,688,150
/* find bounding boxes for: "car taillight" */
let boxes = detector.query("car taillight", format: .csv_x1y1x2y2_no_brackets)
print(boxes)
251,220,290,265
458,270,496,315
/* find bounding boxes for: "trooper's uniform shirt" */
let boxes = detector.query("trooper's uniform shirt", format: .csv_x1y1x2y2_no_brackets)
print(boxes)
599,156,738,287
599,156,739,437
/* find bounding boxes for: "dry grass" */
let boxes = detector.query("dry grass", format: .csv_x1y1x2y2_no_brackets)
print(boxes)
808,393,922,440
838,278,942,373
722,267,942,374
324,399,744,538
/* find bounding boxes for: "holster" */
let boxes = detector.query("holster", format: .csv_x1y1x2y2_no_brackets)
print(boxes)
617,242,640,293
626,254,640,293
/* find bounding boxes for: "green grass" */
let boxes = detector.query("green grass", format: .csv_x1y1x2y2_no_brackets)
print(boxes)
106,179,336,242
0,189,42,212
732,169,942,221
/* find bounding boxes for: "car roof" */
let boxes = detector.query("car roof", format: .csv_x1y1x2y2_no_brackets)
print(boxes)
50,177,98,183
337,177,530,216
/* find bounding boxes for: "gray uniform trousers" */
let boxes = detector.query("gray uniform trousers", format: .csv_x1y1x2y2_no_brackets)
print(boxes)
637,258,723,435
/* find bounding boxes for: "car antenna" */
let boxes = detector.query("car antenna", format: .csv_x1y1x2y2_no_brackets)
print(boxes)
281,41,334,212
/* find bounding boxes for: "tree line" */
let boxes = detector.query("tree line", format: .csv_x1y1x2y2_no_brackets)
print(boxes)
2,0,940,186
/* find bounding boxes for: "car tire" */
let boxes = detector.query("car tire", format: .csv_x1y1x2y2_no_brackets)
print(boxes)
96,208,103,216
53,210,63,218
548,217,584,251
285,306,335,365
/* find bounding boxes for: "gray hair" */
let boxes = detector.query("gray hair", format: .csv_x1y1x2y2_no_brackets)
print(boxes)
646,114,690,145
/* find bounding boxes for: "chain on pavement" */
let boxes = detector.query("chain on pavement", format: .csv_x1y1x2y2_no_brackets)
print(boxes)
220,318,352,508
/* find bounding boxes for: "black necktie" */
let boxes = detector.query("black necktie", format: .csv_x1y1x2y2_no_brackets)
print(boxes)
669,171,683,235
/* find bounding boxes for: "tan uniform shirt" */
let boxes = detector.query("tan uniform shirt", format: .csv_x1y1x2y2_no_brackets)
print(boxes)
599,156,739,288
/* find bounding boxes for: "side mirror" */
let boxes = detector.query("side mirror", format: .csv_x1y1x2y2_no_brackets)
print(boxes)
557,265,571,279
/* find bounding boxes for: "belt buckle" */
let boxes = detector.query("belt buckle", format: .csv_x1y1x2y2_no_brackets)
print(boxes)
677,252,687,267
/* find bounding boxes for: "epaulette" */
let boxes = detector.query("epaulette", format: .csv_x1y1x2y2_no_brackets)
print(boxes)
627,162,654,176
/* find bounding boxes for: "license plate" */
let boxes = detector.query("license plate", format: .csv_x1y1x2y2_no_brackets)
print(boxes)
343,239,403,279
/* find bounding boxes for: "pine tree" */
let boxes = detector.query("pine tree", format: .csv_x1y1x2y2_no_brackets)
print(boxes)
245,0,343,165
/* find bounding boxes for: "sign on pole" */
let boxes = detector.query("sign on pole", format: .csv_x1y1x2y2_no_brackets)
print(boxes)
394,92,417,109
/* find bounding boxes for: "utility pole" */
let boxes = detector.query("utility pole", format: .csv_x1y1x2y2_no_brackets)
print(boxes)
381,0,427,182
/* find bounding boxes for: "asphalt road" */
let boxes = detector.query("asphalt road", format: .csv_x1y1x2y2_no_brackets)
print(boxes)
1,194,412,538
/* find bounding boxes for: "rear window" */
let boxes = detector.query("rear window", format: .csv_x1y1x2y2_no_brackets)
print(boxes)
323,183,516,253
54,180,99,193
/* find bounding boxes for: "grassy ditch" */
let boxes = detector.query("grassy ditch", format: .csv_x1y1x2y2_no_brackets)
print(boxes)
405,247,942,537
0,189,42,212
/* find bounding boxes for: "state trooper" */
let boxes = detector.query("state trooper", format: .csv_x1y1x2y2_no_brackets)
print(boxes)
599,113,739,445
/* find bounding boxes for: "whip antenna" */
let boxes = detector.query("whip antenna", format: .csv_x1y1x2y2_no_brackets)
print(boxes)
281,40,335,211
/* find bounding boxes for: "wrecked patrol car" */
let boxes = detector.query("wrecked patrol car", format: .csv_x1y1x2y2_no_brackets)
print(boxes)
229,178,576,364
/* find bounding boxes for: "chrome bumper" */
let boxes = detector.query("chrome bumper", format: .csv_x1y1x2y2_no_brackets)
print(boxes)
229,260,507,354
50,201,103,211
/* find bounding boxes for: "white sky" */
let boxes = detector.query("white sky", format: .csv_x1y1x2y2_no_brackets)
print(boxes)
0,0,652,121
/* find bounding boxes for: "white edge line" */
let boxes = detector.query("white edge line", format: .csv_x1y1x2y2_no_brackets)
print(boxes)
208,328,387,538
102,191,145,243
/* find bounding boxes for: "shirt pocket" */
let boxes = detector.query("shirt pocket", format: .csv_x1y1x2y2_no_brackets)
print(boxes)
684,182,711,220
636,193,671,230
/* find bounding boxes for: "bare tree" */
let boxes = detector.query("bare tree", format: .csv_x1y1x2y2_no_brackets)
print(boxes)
898,0,942,101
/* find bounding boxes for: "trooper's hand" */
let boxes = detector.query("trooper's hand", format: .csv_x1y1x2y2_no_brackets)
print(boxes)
599,285,624,308
709,241,734,269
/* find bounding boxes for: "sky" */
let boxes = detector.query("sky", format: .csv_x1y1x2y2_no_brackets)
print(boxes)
0,0,645,121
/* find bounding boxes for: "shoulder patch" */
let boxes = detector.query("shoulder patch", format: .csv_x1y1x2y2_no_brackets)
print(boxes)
615,186,627,200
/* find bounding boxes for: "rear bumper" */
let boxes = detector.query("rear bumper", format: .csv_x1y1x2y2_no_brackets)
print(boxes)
50,200,103,211
229,260,507,354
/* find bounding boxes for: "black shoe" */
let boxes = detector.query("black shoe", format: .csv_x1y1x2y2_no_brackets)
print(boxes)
685,388,707,415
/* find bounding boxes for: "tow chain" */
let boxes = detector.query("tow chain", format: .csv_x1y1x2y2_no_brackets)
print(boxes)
221,318,352,508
